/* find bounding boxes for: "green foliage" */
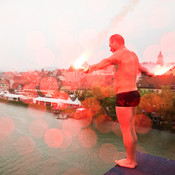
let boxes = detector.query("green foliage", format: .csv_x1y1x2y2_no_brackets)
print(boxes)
138,85,175,131
0,98,28,107
100,97,116,120
74,89,93,102
78,85,175,127
138,88,155,96
92,87,104,100
81,86,117,120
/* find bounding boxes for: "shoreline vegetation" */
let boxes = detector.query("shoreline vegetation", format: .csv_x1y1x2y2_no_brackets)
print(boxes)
0,97,76,118
1,86,175,132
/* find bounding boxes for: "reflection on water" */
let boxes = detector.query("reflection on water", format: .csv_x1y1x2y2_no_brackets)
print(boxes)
0,102,175,175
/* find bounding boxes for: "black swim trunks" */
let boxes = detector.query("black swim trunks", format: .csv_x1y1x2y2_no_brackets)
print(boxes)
116,90,140,107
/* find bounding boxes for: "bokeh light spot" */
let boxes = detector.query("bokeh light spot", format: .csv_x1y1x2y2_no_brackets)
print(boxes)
135,114,152,134
19,85,38,104
78,128,97,149
28,104,47,119
161,31,175,53
20,71,40,86
74,108,93,128
39,77,59,95
26,31,46,50
139,94,154,113
149,7,171,28
0,117,15,141
82,97,101,117
59,130,72,149
112,122,122,137
35,48,55,67
62,120,81,137
11,81,21,89
143,44,161,62
44,128,63,148
29,119,48,138
15,136,34,156
95,115,113,134
98,143,118,163
53,91,69,99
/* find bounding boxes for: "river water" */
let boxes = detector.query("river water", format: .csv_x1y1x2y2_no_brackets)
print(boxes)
0,102,175,175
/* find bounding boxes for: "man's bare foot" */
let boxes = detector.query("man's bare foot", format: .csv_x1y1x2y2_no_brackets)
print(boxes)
115,159,137,168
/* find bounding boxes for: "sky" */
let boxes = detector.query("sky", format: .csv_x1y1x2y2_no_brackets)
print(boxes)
0,0,175,71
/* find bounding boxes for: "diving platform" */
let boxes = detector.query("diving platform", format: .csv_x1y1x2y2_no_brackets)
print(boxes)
104,152,175,175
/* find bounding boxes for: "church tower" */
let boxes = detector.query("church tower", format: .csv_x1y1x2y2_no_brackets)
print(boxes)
156,51,164,66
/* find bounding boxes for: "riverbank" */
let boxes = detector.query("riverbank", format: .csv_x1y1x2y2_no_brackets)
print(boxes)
0,102,175,175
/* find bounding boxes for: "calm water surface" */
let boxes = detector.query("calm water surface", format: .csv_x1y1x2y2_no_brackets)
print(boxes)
0,102,175,175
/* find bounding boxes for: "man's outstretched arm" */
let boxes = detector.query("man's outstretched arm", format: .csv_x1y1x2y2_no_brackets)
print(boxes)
138,63,154,77
84,53,119,73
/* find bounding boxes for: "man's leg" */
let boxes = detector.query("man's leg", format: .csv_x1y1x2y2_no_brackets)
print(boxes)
115,106,137,168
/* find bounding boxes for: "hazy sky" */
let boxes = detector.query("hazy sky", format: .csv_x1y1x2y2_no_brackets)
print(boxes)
0,0,175,71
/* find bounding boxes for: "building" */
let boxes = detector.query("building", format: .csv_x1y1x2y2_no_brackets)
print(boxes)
0,79,9,91
156,51,164,66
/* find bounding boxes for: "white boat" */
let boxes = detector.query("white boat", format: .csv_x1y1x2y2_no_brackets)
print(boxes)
57,114,68,119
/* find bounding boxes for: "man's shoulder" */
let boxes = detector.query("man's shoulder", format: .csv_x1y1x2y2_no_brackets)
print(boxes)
114,47,130,55
113,49,123,57
113,48,130,58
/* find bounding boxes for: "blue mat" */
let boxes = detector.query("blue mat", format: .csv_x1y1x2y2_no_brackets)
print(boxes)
104,152,175,175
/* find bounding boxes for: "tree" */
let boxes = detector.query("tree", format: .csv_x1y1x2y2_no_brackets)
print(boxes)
74,89,92,102
100,96,116,120
92,87,104,100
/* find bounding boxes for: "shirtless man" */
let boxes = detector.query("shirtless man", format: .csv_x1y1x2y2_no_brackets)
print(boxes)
84,34,153,168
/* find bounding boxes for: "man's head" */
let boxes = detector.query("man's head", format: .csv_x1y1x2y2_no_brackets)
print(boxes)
109,34,125,53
